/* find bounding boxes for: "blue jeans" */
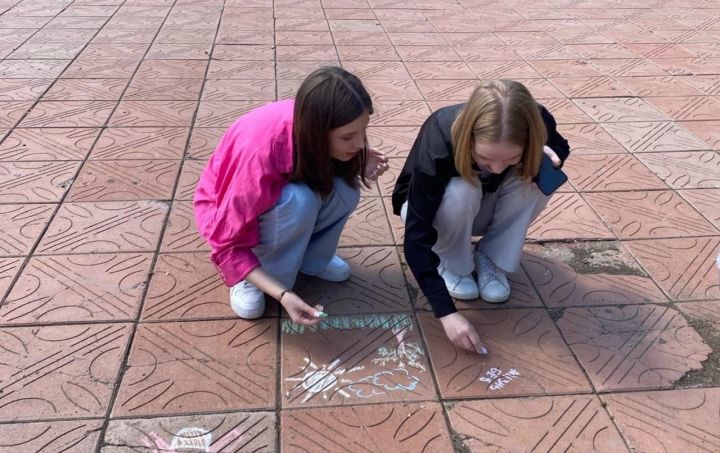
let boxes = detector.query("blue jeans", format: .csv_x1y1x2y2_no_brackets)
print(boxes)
253,177,360,288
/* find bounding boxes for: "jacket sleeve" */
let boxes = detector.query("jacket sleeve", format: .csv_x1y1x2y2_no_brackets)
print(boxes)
403,115,457,318
540,105,571,166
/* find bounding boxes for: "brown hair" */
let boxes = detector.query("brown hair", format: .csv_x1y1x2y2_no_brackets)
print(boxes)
290,66,373,197
451,79,546,183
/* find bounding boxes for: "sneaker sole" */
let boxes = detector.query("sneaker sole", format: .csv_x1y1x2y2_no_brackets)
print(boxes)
230,300,265,319
449,289,479,300
480,292,510,304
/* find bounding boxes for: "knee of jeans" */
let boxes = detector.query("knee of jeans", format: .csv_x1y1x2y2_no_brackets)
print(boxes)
278,183,321,219
333,177,361,210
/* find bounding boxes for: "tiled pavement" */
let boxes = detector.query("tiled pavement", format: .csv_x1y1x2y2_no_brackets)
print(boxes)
1,0,720,452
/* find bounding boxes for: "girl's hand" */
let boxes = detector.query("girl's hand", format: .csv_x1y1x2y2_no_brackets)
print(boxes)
543,145,561,168
439,312,488,354
366,147,390,181
281,292,322,326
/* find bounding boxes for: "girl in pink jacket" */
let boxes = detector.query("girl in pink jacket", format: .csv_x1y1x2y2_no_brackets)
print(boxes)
194,67,389,326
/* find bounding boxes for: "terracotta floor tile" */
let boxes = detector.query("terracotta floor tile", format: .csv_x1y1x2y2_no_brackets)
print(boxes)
340,197,394,247
448,395,628,453
529,59,603,78
604,388,720,453
0,127,99,161
175,159,204,200
275,60,340,80
564,154,669,192
293,247,411,315
514,78,566,98
146,43,211,60
557,305,711,391
513,44,581,61
78,43,148,61
0,79,52,102
194,100,266,128
113,319,277,416
0,323,131,421
68,159,179,201
386,31,446,46
522,242,667,308
0,253,151,324
155,28,216,44
0,161,79,203
143,252,278,321
36,201,167,254
61,59,139,79
0,256,22,299
324,8,377,20
339,61,412,80
201,79,276,101
92,28,158,44
415,79,477,101
367,126,418,159
135,59,208,79
0,101,33,128
557,123,627,154
420,310,591,398
19,101,115,128
43,79,129,101
369,100,431,127
187,127,224,160
0,204,55,256
90,127,189,160
586,191,717,239
376,158,405,196
647,95,720,122
573,97,669,122
124,78,203,101
363,79,424,101
538,98,595,124
206,60,276,79
601,121,709,153
216,28,275,45
382,197,405,246
682,75,720,96
681,120,720,150
528,193,615,241
0,420,103,451
626,237,720,301
637,151,720,189
0,60,68,79
455,45,523,61
650,57,720,76
566,43,637,59
281,313,434,408
679,189,720,229
282,402,452,450
548,76,632,98
104,412,276,451
161,201,209,252
337,45,401,61
496,31,560,46
274,18,330,31
110,100,197,127
328,19,384,32
676,301,720,326
403,61,476,80
276,45,338,61
615,75,703,97
470,60,542,78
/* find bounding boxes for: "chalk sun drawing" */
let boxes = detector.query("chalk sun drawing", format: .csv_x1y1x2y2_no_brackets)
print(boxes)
286,357,365,403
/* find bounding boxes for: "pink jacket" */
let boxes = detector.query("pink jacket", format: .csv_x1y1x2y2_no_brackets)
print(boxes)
194,99,295,286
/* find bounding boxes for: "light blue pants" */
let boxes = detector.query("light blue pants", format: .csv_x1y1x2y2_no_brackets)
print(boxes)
252,177,360,288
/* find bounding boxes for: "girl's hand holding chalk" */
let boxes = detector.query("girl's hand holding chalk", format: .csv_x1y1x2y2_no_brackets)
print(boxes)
281,291,322,326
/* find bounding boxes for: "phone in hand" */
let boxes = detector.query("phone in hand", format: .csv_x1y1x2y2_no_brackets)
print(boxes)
535,153,568,196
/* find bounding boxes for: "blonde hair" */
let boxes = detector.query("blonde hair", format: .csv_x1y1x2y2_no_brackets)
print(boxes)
451,80,547,183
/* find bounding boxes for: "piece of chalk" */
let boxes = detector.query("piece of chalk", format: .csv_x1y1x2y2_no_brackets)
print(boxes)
479,346,488,355
316,311,328,319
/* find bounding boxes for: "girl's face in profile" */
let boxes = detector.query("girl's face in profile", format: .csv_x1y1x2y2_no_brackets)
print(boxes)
327,111,370,162
473,140,523,174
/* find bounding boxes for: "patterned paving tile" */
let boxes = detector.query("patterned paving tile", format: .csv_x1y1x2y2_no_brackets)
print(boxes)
529,59,603,78
679,189,720,229
604,388,720,452
0,60,68,79
420,310,591,398
557,305,711,391
682,75,720,96
0,79,53,101
36,201,167,254
0,161,79,203
564,154,669,192
538,98,595,124
0,420,103,452
403,61,476,80
615,75,703,97
293,247,411,315
0,253,151,324
522,242,667,308
142,252,278,321
104,412,276,451
110,100,197,127
282,402,452,451
586,191,717,239
548,76,632,98
135,59,208,79
573,97,670,122
0,323,131,421
556,123,627,154
187,127,223,160
90,127,189,160
281,313,434,408
0,101,33,128
194,100,266,128
370,100,431,127
0,256,22,300
19,101,115,128
646,96,720,121
74,157,174,199
527,193,615,241
448,396,628,453
0,126,98,160
637,151,720,189
206,60,276,79
456,45,523,61
61,59,139,79
124,78,203,101
0,204,55,256
175,159,204,201
681,120,720,150
43,79,129,101
160,201,208,252
626,237,720,301
113,319,277,416
340,197,394,247
78,43,148,61
146,43,212,60
201,79,276,101
601,121,710,153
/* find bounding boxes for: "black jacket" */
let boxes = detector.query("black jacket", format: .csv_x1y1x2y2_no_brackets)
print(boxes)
391,103,570,317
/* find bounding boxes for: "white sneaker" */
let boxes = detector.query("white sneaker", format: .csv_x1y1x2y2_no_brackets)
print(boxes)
315,255,351,282
230,280,265,319
475,251,510,303
438,264,479,300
